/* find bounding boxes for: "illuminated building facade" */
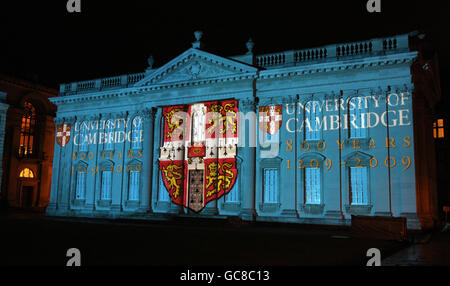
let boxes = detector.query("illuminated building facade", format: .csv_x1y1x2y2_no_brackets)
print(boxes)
46,32,440,230
0,75,57,210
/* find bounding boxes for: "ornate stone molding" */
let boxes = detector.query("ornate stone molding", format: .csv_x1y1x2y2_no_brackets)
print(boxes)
239,98,257,112
135,107,155,121
88,114,100,121
281,94,297,104
63,116,77,123
54,117,65,125
113,111,127,119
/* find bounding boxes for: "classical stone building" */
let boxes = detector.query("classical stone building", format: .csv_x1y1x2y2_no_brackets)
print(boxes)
0,75,57,210
46,32,440,230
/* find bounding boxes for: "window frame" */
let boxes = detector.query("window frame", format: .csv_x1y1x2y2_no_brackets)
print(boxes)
131,115,143,150
433,118,445,139
72,161,88,206
304,100,322,141
19,101,37,157
348,95,368,139
344,152,373,215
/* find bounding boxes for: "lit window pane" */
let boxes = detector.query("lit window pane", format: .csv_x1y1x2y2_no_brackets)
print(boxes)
19,101,36,156
305,101,321,141
129,170,140,201
264,168,278,203
305,167,321,204
131,116,143,149
19,168,35,178
101,170,112,200
350,167,368,205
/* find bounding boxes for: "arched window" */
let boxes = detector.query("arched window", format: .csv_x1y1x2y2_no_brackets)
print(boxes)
305,100,321,141
131,116,143,149
19,168,35,178
19,101,37,156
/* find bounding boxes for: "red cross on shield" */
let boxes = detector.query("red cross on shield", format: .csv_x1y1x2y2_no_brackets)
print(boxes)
259,105,282,135
56,124,71,147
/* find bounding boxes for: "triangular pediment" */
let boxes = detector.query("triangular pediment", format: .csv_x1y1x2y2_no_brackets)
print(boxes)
134,48,258,87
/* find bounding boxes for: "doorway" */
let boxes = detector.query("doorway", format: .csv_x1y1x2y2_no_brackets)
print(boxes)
21,186,34,208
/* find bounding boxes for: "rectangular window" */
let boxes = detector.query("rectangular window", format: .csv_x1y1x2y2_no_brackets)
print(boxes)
263,168,278,203
131,116,143,149
104,120,114,151
101,170,112,200
433,119,445,139
128,170,140,201
305,167,321,204
75,171,86,200
79,122,89,152
349,97,367,139
349,167,368,205
305,101,321,141
225,175,239,203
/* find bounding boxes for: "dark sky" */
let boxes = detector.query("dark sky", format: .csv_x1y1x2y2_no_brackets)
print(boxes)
1,0,449,90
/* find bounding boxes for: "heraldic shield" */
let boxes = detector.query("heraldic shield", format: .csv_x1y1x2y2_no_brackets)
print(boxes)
259,105,282,135
56,123,71,147
159,100,239,212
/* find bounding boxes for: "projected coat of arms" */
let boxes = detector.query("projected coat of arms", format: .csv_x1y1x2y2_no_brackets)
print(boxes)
159,100,239,212
56,123,71,147
259,105,282,135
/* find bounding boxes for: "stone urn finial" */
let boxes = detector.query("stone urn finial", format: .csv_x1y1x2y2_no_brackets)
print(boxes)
246,38,254,54
147,55,154,69
192,30,203,49
194,30,203,41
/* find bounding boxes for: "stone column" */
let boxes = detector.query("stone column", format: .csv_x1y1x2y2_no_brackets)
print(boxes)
0,95,9,207
239,98,257,221
46,117,64,215
86,113,102,211
38,114,55,208
151,107,163,210
140,107,155,213
279,95,298,217
59,115,77,212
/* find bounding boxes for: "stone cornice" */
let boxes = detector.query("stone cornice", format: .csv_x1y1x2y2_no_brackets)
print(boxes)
50,51,418,105
258,51,418,80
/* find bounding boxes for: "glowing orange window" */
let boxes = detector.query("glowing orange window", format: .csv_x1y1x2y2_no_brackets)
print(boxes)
433,119,445,139
19,101,36,156
19,168,35,178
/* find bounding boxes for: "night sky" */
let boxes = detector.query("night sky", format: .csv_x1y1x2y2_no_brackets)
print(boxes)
1,0,449,91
